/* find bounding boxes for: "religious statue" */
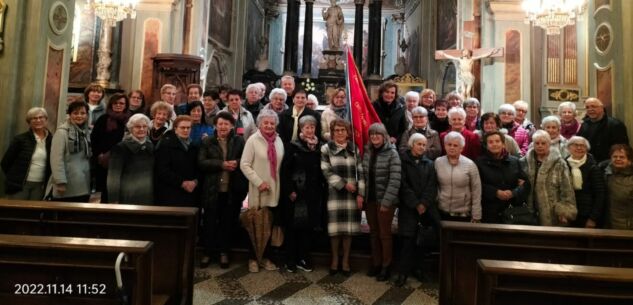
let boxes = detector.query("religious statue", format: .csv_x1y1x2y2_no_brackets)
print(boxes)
322,0,344,50
437,48,502,98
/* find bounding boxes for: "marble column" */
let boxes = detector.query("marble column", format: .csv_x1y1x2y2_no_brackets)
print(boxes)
353,0,365,69
367,0,382,77
182,0,193,54
95,23,113,87
301,0,314,77
284,0,300,75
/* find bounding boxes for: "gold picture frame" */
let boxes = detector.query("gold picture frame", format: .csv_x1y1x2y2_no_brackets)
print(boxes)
393,73,428,96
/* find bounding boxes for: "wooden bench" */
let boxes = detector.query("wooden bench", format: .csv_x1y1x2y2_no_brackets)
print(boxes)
476,259,633,305
0,233,153,305
440,221,633,305
0,199,198,305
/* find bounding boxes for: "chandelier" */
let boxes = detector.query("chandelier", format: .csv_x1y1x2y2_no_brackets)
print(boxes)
522,0,586,35
88,0,138,27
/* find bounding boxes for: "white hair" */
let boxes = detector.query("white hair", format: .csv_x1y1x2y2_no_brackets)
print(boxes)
463,97,480,108
269,88,287,101
405,91,420,102
558,101,576,114
444,131,465,147
448,107,467,119
532,129,550,143
26,107,48,123
280,75,295,84
126,113,151,131
257,108,279,126
566,136,591,150
245,84,259,94
498,104,516,116
408,133,427,148
411,106,428,117
540,115,561,128
512,100,529,111
307,94,318,104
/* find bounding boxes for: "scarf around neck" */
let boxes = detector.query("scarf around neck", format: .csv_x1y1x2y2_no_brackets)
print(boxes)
567,154,586,190
299,132,318,151
261,131,278,181
106,109,130,132
560,120,579,139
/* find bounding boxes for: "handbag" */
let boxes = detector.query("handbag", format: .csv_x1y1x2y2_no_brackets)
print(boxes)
502,203,539,225
415,222,438,248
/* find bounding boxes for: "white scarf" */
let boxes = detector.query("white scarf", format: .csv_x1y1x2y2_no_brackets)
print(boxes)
567,154,586,190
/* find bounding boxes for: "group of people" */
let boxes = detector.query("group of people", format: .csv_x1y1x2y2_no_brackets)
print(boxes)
2,77,632,288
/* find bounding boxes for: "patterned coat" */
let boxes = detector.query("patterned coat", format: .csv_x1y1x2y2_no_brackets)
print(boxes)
321,141,364,236
521,148,577,226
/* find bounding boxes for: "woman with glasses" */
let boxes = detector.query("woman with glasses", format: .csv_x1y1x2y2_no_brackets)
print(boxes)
107,114,154,204
498,104,530,156
1,108,52,200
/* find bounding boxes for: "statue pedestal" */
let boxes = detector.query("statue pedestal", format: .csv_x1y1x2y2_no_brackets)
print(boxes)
318,50,344,79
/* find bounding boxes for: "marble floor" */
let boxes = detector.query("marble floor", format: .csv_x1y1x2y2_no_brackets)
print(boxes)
193,261,439,305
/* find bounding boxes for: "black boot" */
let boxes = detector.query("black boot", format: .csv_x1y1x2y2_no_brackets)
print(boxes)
394,274,407,287
376,266,391,282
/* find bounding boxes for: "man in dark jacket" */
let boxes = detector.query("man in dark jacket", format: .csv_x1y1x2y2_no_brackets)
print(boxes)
577,97,629,162
372,81,408,144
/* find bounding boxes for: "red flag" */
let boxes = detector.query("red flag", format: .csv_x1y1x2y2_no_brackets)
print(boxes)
346,48,381,157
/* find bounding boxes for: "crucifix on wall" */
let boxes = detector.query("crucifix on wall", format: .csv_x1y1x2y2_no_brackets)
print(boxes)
435,47,504,98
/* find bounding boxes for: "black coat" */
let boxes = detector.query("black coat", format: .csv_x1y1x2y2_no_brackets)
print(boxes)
280,139,327,231
565,154,606,226
476,152,530,224
154,133,200,206
372,99,408,142
398,151,439,237
107,138,154,204
1,130,52,194
90,114,127,201
277,108,322,144
577,114,629,162
197,132,247,210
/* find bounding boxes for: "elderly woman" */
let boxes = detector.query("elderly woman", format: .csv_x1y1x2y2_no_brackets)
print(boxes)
128,90,146,115
603,144,633,230
223,89,256,139
359,123,401,282
240,109,284,272
445,91,463,109
430,99,450,134
499,104,530,155
372,81,407,144
91,93,130,203
243,84,264,121
107,114,154,204
541,115,568,158
395,133,438,287
84,84,106,128
187,100,214,148
263,88,289,114
564,136,605,228
463,97,481,131
435,131,482,223
475,112,520,157
440,107,481,160
476,131,530,223
321,119,363,276
306,94,319,110
280,115,326,273
521,130,576,226
149,101,173,145
48,101,92,202
198,111,247,269
513,100,537,137
558,102,580,139
321,88,347,141
399,107,441,160
404,91,421,128
202,91,221,125
154,115,200,207
2,108,52,200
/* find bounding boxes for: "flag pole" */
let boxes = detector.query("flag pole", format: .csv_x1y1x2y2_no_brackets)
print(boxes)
344,47,359,182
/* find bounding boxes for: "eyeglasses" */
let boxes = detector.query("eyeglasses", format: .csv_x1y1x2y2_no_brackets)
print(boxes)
499,112,513,115
31,116,47,121
412,115,426,119
515,109,527,113
132,125,148,130
333,128,347,133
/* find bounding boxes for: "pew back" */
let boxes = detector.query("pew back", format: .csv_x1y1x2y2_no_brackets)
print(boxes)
0,200,198,305
440,221,633,305
0,233,153,305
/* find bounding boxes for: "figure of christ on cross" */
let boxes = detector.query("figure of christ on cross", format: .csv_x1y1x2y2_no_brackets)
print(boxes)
435,47,503,98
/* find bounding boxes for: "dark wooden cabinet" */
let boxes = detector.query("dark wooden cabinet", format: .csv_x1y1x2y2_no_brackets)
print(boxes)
151,53,204,106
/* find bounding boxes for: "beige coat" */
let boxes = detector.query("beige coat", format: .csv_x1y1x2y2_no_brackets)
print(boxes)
240,129,284,208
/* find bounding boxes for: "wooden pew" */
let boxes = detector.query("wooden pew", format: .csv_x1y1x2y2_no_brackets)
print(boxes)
0,199,198,305
0,233,153,305
476,259,633,305
440,221,633,305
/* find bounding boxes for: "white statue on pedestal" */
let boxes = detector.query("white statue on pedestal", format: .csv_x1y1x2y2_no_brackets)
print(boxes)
322,0,344,50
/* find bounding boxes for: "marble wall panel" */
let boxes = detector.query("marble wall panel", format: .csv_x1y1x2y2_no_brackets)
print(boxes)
596,65,612,115
68,10,96,87
45,46,63,130
141,19,161,104
505,30,521,103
